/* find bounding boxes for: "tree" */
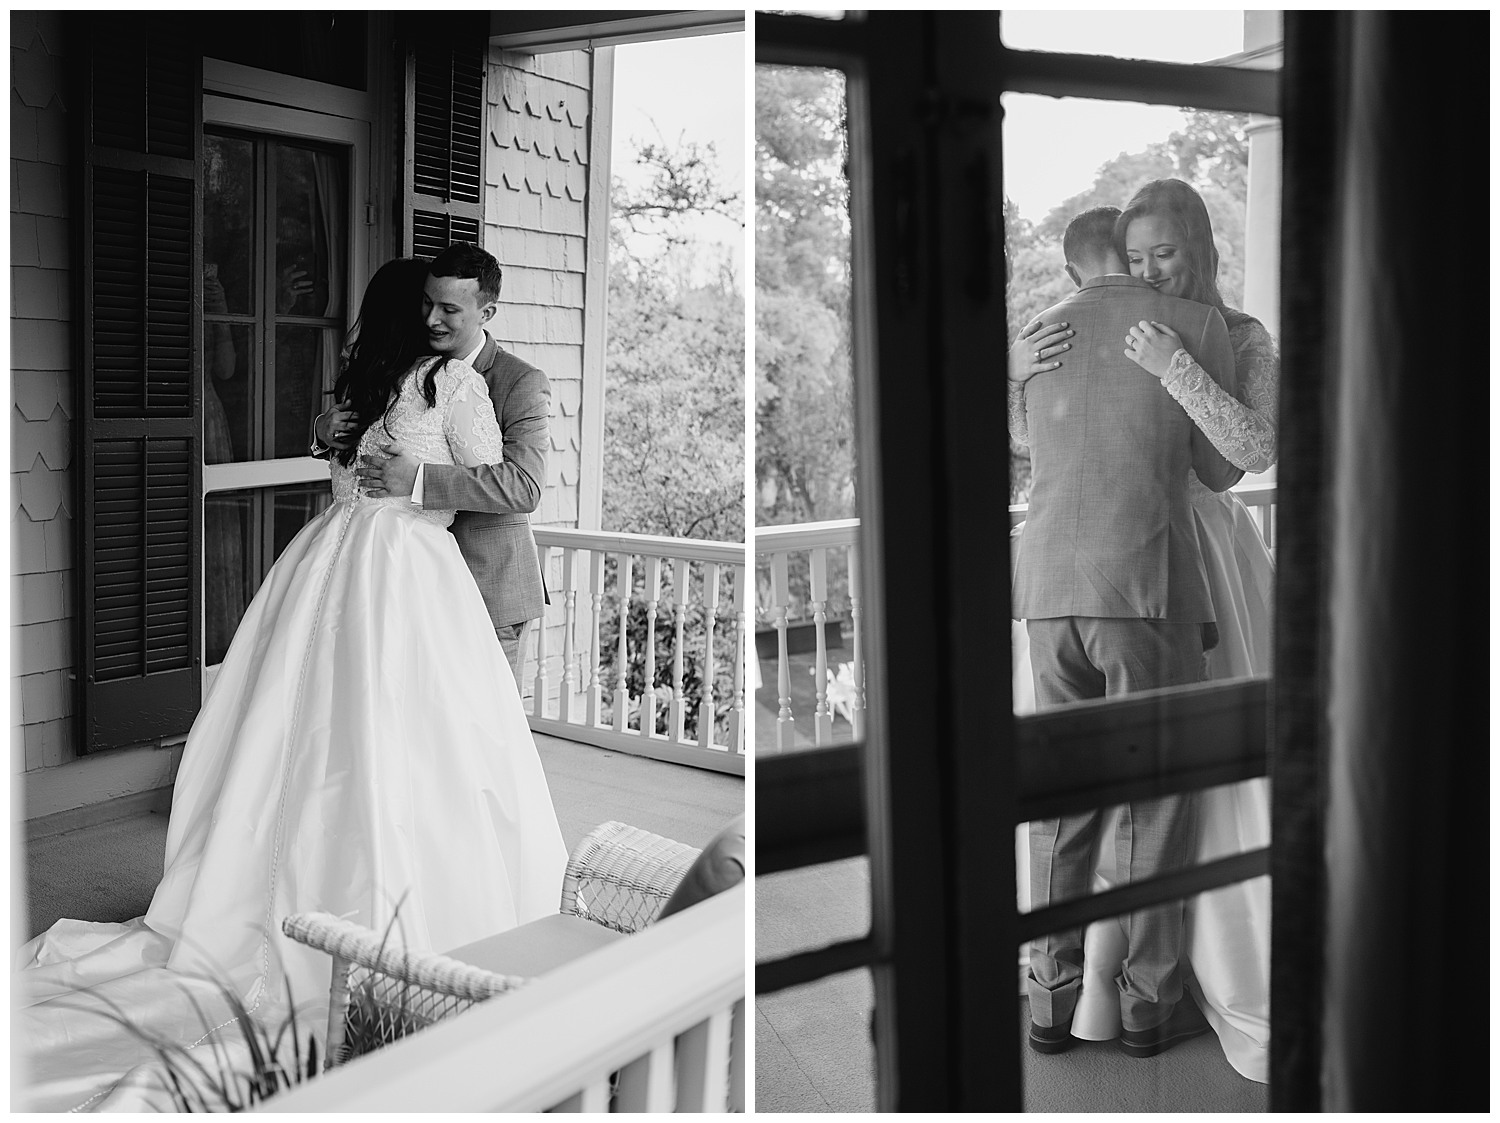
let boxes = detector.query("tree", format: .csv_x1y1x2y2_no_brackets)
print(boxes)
603,138,744,543
754,65,855,529
597,133,745,743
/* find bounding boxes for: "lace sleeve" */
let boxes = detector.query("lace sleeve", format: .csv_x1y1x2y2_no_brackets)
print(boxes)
1161,318,1280,473
443,369,505,469
1007,381,1030,446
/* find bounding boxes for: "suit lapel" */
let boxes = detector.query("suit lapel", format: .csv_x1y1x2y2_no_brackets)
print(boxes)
473,332,499,374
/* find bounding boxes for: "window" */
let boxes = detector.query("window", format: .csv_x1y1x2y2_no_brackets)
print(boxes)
755,10,1281,1111
199,89,370,670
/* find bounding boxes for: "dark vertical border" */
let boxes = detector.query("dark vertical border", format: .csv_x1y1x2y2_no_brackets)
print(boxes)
1269,11,1338,1110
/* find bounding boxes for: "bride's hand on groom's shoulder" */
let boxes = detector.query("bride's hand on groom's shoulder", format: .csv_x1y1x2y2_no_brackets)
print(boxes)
1008,319,1073,384
1124,320,1183,380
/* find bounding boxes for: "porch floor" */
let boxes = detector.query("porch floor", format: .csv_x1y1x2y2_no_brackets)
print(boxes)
19,731,743,942
756,858,1270,1113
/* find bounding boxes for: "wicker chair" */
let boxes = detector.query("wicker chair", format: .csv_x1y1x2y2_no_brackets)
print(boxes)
283,820,705,1067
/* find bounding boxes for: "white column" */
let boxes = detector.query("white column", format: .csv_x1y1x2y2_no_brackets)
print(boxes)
1240,11,1284,488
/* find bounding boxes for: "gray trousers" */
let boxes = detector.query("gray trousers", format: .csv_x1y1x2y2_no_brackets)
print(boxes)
1025,616,1206,1032
495,620,530,689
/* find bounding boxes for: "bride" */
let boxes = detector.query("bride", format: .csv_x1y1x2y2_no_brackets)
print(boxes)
15,258,568,1111
1009,178,1277,1084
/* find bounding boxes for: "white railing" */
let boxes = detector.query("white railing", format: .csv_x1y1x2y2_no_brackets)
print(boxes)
523,528,746,776
258,884,746,1113
753,519,865,752
755,483,1277,753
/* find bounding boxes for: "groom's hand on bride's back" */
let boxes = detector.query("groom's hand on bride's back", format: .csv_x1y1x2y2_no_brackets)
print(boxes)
356,442,420,498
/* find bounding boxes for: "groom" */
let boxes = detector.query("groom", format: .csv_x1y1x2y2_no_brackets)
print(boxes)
1010,206,1242,1059
317,243,550,684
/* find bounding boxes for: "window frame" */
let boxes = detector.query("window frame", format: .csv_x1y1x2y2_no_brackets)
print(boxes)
755,9,1282,1111
198,90,372,676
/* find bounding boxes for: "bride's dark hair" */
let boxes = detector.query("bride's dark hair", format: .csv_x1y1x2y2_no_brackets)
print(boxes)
1115,178,1254,330
331,257,446,467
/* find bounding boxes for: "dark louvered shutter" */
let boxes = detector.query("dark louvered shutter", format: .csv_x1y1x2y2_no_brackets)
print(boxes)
79,15,203,750
403,26,486,259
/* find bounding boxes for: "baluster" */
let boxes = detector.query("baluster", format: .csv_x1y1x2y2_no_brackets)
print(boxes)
552,1078,610,1113
771,551,793,751
613,552,633,733
698,561,721,750
731,560,746,756
558,547,578,725
729,998,746,1112
732,560,744,752
849,539,865,740
614,1041,675,1111
669,556,690,744
641,556,662,737
531,544,552,717
810,546,831,745
587,549,606,728
674,1008,733,1112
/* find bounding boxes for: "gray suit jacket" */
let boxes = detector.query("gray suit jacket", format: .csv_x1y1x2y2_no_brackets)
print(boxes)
1012,275,1242,623
422,333,550,626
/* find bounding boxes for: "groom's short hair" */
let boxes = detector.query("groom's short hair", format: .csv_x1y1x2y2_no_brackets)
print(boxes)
429,242,502,306
1063,206,1123,266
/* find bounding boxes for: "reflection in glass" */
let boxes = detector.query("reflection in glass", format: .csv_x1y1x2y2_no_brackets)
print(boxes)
275,143,347,320
201,131,348,666
753,64,861,755
205,325,251,464
204,135,255,316
205,483,331,665
274,326,340,459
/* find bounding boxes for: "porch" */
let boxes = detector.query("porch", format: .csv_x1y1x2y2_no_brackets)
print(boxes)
18,728,744,1112
21,730,743,941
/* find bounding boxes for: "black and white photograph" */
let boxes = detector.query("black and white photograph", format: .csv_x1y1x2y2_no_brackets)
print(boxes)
6,7,1491,1116
11,10,745,1111
753,8,1487,1115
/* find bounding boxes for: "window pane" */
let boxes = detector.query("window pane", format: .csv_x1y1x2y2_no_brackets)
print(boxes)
757,962,874,1111
204,324,253,464
273,326,339,459
1005,91,1282,716
1016,869,1270,1110
204,490,252,666
274,143,347,320
1004,76,1281,1109
1000,10,1282,69
204,134,255,316
204,483,330,665
753,64,862,756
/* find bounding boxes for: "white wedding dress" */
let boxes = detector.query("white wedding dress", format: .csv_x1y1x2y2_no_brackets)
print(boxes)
14,357,568,1112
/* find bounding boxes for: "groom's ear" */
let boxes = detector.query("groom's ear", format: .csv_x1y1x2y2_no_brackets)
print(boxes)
478,301,497,325
1065,262,1081,289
